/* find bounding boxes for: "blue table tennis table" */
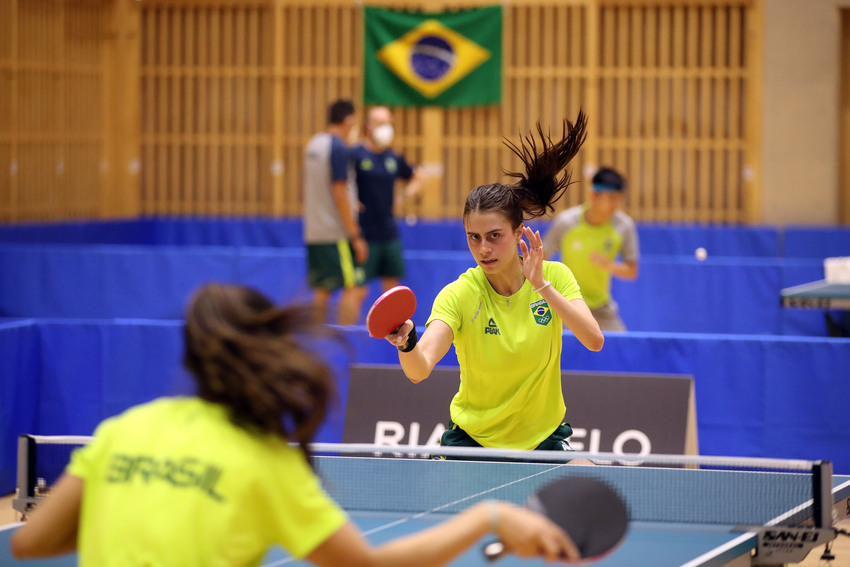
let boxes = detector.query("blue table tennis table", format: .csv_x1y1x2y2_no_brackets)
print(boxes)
781,280,850,336
3,453,849,567
781,280,850,310
258,455,850,567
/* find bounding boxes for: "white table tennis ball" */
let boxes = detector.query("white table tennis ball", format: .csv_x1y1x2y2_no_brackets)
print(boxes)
695,247,708,261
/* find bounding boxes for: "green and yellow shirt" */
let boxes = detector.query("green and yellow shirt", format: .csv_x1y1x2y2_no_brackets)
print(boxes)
426,261,582,450
542,205,639,309
67,397,346,566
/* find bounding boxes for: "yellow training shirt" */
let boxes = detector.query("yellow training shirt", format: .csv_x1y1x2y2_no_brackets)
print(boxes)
543,204,639,310
67,397,347,566
426,261,582,450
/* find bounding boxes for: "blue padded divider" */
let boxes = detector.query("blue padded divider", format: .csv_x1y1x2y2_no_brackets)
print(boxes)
0,246,830,335
783,226,850,259
234,248,312,306
561,331,850,473
149,217,304,248
0,217,793,257
36,320,191,436
0,220,158,245
612,256,826,335
99,247,239,319
2,321,848,494
399,220,468,251
0,247,107,318
633,225,779,257
0,320,40,494
0,217,846,261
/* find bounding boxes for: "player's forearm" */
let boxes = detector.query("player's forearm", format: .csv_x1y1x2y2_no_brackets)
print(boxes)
402,167,427,200
397,323,452,383
609,261,638,280
398,340,435,383
10,474,81,559
539,288,604,351
331,182,361,238
369,502,492,567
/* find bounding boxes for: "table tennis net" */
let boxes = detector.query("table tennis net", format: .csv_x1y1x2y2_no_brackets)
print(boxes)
15,436,832,530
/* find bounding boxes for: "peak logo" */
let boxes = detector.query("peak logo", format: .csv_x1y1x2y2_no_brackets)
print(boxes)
485,318,501,335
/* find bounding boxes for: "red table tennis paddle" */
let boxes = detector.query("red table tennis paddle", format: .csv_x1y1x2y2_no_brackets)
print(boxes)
483,476,629,563
366,286,417,339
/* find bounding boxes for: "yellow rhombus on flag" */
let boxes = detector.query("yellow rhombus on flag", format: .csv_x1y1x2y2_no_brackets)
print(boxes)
376,19,491,99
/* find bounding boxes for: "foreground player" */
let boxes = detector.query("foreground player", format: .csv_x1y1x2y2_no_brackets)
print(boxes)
11,283,578,566
386,112,604,452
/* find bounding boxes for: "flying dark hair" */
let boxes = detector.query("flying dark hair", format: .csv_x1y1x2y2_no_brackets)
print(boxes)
327,99,355,125
183,283,335,463
463,110,588,229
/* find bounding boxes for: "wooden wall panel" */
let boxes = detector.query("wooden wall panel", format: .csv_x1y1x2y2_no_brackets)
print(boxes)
0,0,761,223
0,0,106,222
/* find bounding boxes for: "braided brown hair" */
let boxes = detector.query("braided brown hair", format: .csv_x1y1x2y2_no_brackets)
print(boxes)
463,110,588,229
183,283,335,462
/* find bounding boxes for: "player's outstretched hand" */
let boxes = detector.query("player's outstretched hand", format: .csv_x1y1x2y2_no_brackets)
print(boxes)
519,226,546,290
384,319,415,347
494,502,580,562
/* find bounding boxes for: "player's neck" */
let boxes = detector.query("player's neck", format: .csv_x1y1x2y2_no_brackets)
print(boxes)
326,124,346,139
485,257,525,297
363,138,387,153
584,207,611,225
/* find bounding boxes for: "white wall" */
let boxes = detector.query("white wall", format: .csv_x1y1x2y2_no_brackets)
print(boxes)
760,0,847,224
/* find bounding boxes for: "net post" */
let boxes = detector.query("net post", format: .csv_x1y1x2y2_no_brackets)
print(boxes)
812,460,833,528
16,434,36,499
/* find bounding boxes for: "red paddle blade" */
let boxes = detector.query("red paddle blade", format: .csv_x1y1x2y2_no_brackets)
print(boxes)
366,286,416,339
532,476,629,560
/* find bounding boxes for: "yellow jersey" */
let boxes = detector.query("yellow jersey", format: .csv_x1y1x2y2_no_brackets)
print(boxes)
426,261,582,449
543,204,639,309
67,397,346,566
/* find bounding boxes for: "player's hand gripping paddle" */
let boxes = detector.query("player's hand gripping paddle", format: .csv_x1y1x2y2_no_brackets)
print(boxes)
366,285,417,339
483,476,629,563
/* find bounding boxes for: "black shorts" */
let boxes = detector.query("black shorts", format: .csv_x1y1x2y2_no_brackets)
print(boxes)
438,421,574,458
306,241,365,291
362,238,405,281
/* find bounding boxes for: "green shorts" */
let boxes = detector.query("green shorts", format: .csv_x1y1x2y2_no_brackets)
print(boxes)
439,421,575,455
307,240,365,292
363,238,405,281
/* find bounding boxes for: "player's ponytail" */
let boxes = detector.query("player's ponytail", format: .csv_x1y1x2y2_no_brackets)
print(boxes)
505,110,587,219
464,110,587,228
183,283,335,463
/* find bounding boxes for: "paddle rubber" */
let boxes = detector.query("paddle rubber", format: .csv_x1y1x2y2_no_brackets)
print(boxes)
365,285,417,339
483,476,629,563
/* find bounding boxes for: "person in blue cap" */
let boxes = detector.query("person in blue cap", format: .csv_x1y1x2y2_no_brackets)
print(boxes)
543,167,639,331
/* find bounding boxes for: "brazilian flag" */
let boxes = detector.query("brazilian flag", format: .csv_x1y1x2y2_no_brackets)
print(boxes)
363,6,502,107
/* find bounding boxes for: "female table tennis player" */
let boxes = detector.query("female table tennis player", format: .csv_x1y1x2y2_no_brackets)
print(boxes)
11,283,578,565
385,112,604,453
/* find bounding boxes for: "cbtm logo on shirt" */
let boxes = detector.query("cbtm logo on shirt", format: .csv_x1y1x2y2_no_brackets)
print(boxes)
530,299,552,326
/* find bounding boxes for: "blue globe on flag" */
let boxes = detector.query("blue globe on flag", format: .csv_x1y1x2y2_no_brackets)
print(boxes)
411,36,455,82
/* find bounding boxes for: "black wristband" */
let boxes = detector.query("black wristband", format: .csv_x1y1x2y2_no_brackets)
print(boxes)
398,325,418,353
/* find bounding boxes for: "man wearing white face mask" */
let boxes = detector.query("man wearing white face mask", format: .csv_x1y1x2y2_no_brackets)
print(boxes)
349,106,426,293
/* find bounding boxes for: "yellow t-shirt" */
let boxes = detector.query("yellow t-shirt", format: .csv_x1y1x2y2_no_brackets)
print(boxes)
559,219,623,309
67,397,346,566
426,261,582,450
543,205,638,310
